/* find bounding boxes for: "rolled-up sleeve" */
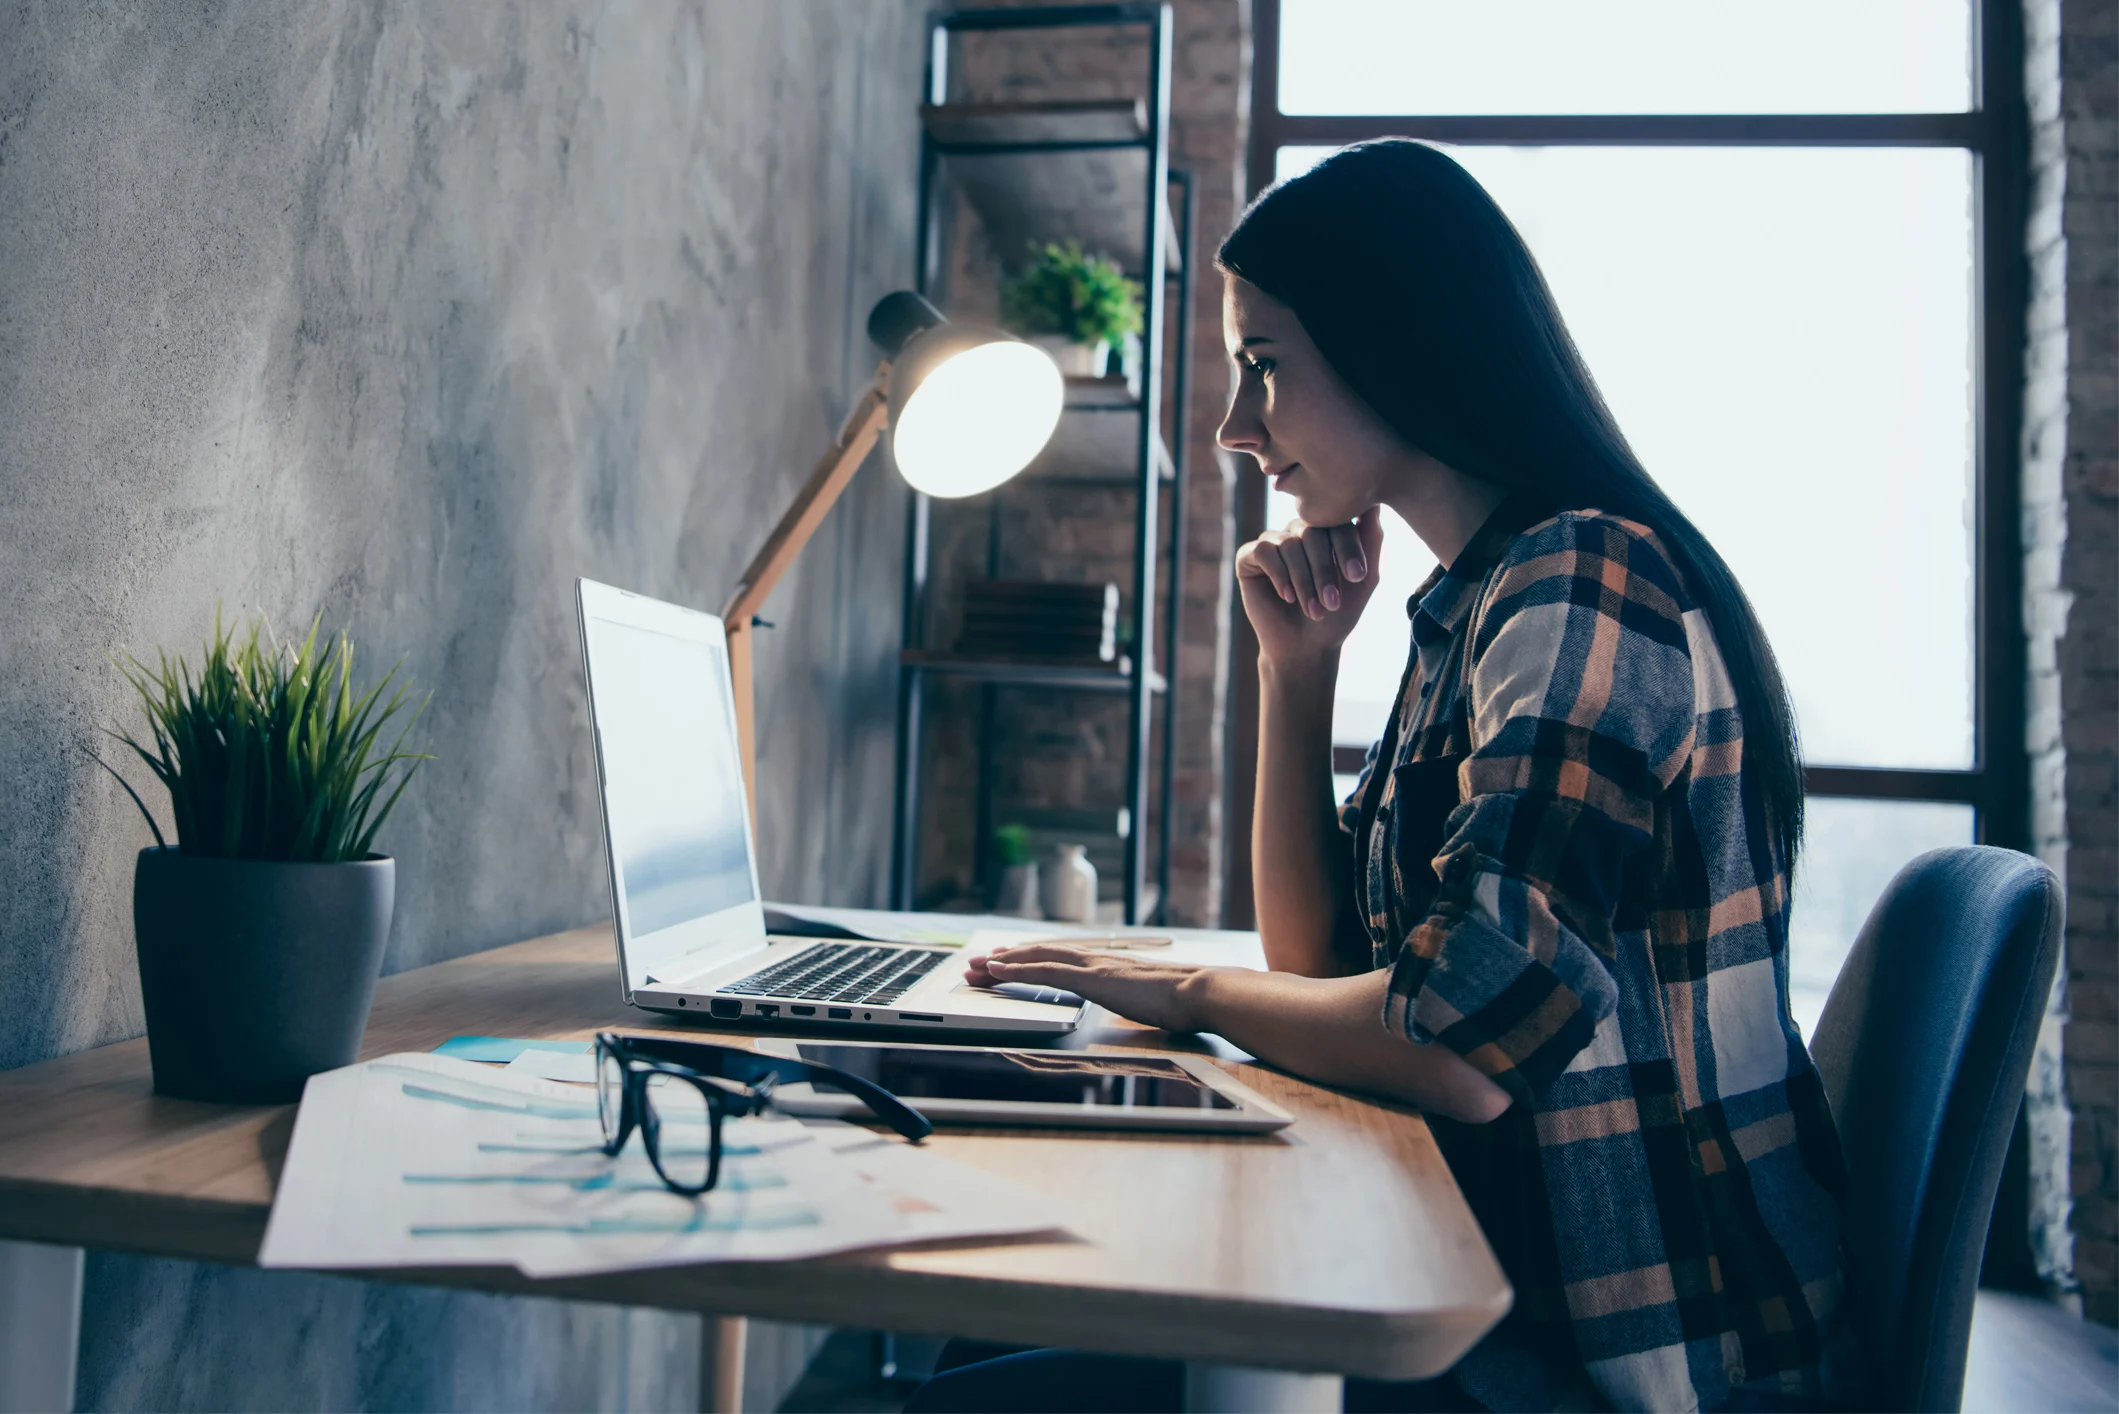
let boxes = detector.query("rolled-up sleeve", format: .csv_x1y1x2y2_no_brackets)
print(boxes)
1384,516,1697,1104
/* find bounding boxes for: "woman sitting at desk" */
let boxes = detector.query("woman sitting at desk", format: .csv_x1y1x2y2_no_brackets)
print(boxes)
920,141,1857,1414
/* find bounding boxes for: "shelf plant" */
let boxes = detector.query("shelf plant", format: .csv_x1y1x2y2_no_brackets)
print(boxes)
1000,241,1144,377
99,612,430,1102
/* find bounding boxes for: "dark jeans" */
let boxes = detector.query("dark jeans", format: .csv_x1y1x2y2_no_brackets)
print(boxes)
902,1343,1485,1413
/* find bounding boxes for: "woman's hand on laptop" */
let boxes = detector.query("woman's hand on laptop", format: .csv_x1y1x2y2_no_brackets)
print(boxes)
967,945,1215,1034
970,946,1515,1123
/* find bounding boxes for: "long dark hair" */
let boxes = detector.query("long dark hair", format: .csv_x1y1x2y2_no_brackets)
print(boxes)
1221,140,1803,871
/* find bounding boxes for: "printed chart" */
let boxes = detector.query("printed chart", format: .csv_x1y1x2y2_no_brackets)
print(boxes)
260,1052,1058,1278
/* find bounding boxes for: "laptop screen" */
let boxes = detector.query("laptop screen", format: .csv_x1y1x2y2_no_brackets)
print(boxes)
584,613,757,988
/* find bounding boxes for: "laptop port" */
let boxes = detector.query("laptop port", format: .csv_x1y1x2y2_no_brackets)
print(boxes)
827,1008,852,1020
754,1003,779,1018
708,997,741,1019
899,1013,946,1023
790,1005,816,1017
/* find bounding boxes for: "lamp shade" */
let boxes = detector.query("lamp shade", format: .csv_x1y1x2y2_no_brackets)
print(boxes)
865,292,1063,500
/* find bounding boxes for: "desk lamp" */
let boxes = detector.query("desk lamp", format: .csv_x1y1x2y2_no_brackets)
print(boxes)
721,290,1064,804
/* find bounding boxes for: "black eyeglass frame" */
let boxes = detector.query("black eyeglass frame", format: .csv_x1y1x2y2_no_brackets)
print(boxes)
594,1032,932,1196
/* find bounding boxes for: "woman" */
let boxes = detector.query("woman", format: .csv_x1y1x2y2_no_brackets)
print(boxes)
916,141,1857,1413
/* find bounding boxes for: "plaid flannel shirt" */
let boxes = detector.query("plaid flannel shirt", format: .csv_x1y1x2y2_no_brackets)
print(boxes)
1339,502,1857,1412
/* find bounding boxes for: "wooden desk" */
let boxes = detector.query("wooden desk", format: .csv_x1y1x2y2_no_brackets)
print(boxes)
0,925,1510,1408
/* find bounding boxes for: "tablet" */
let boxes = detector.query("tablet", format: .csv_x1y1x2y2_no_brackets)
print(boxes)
751,1039,1293,1133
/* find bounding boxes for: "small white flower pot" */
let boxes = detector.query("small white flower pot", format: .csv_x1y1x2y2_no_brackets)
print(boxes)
1026,334,1109,378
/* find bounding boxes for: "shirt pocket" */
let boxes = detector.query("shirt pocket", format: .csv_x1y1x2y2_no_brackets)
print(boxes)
1372,752,1465,959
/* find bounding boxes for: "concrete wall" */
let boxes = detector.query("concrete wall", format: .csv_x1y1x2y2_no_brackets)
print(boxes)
0,1,924,1405
2022,0,2119,1328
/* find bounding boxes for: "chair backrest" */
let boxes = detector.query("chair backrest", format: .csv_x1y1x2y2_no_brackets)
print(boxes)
1809,846,2063,1413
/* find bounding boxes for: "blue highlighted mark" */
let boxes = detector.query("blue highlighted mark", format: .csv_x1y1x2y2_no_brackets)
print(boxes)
403,1170,787,1193
476,1140,766,1157
408,1206,821,1237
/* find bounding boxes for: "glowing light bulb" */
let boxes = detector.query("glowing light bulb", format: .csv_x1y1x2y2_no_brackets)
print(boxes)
890,341,1064,499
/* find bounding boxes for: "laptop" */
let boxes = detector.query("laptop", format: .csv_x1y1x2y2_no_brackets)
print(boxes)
575,578,1085,1035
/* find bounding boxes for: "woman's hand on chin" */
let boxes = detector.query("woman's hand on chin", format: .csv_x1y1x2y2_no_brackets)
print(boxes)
966,944,1217,1034
1237,506,1386,665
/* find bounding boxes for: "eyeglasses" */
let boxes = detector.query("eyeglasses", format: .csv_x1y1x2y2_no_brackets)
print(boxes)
593,1032,931,1195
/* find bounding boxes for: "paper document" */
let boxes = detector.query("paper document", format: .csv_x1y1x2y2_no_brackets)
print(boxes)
260,1052,1061,1278
502,1048,599,1084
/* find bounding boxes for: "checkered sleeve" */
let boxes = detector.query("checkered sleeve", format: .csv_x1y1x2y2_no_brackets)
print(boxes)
1384,514,1698,1103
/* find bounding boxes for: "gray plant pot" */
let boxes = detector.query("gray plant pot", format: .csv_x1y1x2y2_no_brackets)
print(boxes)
992,862,1041,919
132,846,394,1103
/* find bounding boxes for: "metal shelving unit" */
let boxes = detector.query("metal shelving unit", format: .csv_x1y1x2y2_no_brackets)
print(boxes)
890,3,1192,925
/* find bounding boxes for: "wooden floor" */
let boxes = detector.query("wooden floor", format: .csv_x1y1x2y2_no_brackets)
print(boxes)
782,1293,2119,1412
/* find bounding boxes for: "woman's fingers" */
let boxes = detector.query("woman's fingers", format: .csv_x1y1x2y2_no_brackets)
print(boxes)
965,955,1100,993
1328,521,1368,583
984,942,1097,966
964,942,1095,981
1262,518,1378,619
1236,535,1298,605
1278,530,1324,617
1296,519,1364,610
982,958,1095,986
1300,523,1358,612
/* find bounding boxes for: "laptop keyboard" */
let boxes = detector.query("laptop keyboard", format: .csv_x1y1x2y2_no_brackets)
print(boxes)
721,943,949,1008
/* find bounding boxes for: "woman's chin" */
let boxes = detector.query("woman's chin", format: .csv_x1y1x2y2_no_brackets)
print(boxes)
1291,493,1363,529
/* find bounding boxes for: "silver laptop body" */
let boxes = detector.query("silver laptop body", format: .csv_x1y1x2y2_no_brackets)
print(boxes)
576,578,1083,1035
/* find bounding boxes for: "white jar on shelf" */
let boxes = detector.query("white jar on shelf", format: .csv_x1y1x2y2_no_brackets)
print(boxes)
1042,844,1098,925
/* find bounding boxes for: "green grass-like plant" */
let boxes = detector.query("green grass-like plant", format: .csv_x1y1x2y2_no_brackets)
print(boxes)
1000,241,1144,350
97,612,431,863
992,823,1034,869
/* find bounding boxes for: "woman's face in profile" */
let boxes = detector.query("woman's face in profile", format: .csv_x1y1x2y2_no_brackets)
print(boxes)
1216,275,1417,527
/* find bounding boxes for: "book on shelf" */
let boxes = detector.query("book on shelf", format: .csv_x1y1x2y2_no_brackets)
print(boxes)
955,580,1120,663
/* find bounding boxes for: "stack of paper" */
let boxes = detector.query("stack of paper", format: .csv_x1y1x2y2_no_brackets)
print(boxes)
259,1052,1060,1278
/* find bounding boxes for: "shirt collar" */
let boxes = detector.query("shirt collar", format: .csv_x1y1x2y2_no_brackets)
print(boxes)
1407,493,1550,644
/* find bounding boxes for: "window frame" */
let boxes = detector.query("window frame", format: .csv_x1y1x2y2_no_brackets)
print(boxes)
1225,0,2029,925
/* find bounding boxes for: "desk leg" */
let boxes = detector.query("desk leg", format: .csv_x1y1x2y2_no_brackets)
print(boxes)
697,1314,746,1414
1182,1362,1342,1413
0,1240,84,1414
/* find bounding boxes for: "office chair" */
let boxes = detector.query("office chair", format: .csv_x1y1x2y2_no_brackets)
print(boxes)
1808,846,2064,1413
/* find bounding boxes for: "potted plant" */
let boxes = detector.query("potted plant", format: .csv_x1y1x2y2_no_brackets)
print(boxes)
97,614,429,1103
1000,240,1144,379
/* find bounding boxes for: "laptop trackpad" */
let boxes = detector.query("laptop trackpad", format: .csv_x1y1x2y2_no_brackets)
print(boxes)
988,981,1086,1009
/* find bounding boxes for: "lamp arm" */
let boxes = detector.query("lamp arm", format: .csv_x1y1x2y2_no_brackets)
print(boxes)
724,363,892,816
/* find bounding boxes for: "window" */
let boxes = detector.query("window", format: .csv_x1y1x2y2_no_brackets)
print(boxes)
1235,0,2025,1033
1277,1,1974,117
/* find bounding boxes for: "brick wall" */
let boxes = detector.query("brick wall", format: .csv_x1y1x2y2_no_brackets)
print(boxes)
911,2,1248,924
2022,0,2118,1327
